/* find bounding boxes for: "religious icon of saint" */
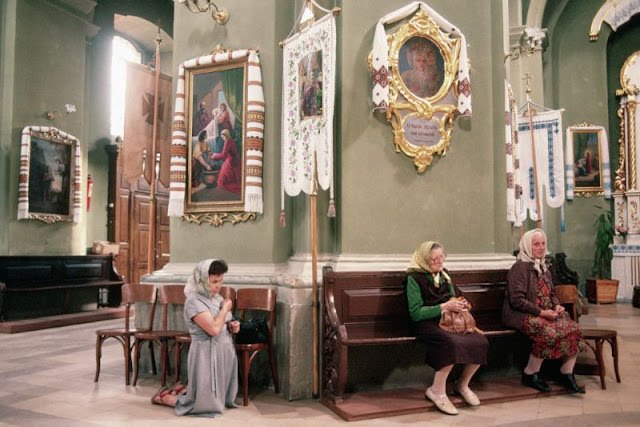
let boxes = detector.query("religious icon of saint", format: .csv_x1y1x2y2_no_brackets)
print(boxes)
399,37,444,99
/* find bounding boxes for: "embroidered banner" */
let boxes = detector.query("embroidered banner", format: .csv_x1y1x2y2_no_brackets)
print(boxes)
516,109,565,222
280,13,337,221
504,81,522,226
168,49,264,217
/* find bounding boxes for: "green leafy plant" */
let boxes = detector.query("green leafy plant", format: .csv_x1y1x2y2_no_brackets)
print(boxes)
592,209,614,279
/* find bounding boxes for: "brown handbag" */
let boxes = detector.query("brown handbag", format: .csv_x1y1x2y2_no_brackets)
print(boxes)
439,298,478,334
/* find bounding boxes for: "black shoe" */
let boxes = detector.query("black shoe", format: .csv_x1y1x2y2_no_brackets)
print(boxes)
558,374,585,394
521,372,550,392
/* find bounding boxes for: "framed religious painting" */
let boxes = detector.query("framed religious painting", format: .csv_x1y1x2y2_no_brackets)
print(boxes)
370,8,470,173
17,126,81,224
169,48,264,226
568,124,605,196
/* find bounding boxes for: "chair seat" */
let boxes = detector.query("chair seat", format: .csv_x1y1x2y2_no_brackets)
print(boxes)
581,328,616,339
235,342,267,351
134,330,185,340
175,333,191,343
97,327,149,337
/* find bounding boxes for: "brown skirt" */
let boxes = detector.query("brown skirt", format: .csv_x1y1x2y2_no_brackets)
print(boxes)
415,319,489,370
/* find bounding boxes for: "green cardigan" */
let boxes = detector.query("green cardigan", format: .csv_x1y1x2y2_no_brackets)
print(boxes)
406,273,455,322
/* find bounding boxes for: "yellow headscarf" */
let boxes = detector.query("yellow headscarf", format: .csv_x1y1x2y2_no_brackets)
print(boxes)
407,241,450,287
408,241,440,273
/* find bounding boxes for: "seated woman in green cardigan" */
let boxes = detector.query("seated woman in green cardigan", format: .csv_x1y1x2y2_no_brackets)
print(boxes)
406,241,489,416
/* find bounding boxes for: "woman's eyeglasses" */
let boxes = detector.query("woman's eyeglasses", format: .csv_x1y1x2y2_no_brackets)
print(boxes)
429,254,447,262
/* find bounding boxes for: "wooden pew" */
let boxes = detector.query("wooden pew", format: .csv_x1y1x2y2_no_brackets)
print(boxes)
321,266,516,404
0,255,124,322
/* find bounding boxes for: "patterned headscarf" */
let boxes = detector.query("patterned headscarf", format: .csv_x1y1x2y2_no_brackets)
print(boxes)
408,241,440,273
517,228,547,276
407,241,450,287
184,259,218,298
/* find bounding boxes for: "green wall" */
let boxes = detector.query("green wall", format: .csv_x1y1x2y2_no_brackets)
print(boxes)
169,0,293,263
543,0,617,288
167,0,510,264
2,0,95,255
338,0,508,255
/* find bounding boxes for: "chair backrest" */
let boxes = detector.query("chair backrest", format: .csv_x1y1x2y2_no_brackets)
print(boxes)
219,286,236,304
121,283,157,330
235,288,276,330
157,284,186,330
555,284,579,321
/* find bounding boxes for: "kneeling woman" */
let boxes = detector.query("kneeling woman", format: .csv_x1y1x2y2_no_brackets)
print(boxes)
152,259,240,416
406,241,489,415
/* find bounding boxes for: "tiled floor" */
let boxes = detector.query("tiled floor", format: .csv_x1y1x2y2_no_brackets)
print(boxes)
0,303,639,426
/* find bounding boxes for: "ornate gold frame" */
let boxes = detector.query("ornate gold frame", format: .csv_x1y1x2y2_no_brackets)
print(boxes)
19,127,78,224
618,50,640,96
568,122,605,197
375,10,461,173
614,50,640,193
180,47,256,226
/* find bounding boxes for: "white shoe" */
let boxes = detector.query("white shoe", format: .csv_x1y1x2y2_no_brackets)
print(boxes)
455,384,480,406
425,387,458,415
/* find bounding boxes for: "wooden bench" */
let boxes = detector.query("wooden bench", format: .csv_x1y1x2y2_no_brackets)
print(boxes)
321,266,516,403
0,255,124,321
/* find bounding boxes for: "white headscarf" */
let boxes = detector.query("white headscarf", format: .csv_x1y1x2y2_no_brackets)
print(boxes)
517,228,547,276
184,259,218,298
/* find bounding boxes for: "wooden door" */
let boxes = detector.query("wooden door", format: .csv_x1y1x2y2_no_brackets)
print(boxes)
113,168,170,284
154,180,170,271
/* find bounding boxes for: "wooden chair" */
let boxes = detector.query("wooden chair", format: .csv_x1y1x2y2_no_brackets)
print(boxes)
132,284,187,386
577,328,621,389
555,284,621,389
173,286,236,384
94,283,157,385
555,284,579,321
234,287,279,406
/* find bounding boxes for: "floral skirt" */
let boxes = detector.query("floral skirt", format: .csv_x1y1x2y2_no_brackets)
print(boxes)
523,312,582,359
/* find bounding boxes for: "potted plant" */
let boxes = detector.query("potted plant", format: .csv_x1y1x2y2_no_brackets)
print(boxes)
587,209,619,304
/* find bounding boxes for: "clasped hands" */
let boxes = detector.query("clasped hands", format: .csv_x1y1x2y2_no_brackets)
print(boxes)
441,297,470,313
539,304,565,320
222,298,240,333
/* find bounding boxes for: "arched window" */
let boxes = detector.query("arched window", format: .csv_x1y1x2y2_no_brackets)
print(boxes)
110,35,142,137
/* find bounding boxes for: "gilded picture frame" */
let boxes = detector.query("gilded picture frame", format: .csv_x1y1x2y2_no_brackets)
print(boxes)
379,10,461,173
184,59,248,215
569,124,605,196
19,127,78,223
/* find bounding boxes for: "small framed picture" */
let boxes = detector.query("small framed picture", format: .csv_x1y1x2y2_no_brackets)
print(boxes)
569,126,605,195
18,126,80,223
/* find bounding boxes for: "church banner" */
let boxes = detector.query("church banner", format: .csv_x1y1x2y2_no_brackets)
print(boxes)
280,13,337,224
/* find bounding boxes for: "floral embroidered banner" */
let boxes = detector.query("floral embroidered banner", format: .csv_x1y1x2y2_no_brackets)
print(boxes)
281,13,336,223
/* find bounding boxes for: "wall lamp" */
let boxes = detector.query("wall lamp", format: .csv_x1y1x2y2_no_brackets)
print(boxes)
46,103,76,120
504,27,548,62
175,0,229,25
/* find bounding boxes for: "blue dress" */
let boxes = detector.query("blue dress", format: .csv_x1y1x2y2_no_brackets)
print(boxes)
175,293,238,417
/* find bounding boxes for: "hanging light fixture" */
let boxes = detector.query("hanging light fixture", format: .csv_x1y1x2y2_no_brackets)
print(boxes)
175,0,229,25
